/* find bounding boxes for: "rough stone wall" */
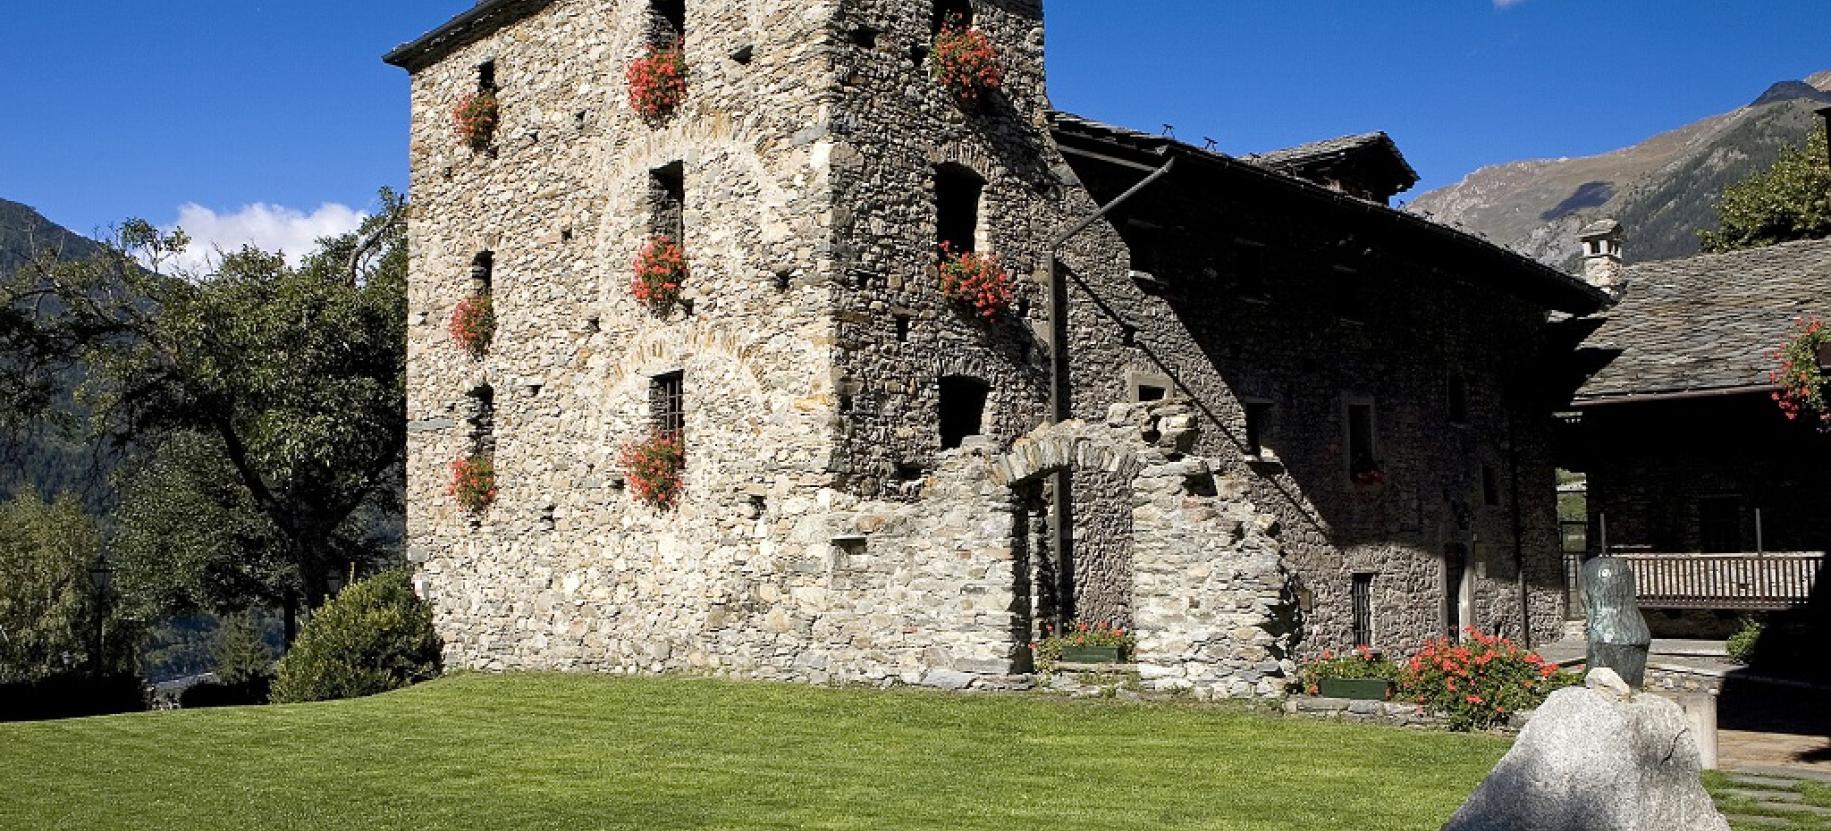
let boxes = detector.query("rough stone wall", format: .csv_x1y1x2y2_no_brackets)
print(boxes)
1067,465,1133,628
1056,160,1570,656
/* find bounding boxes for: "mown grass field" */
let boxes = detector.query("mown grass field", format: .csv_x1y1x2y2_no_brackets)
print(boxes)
0,673,1513,831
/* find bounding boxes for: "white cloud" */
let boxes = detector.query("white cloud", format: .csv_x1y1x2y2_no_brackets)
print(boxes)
162,202,366,273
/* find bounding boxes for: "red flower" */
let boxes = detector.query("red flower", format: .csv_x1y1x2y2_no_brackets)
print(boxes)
450,293,496,357
632,235,688,314
453,91,500,150
929,16,1003,105
937,244,1013,319
620,430,686,510
628,40,688,123
449,454,498,513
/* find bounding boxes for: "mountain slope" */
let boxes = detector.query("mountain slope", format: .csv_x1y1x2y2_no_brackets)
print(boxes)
0,199,113,507
1408,72,1831,270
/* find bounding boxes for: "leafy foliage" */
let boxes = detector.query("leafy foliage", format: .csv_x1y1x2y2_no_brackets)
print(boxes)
620,431,684,510
1699,125,1830,253
269,569,441,704
631,235,686,315
1726,616,1764,664
937,244,1012,319
0,493,140,683
1770,316,1831,429
930,15,1003,105
1,193,409,619
627,41,687,123
1300,644,1402,696
452,91,500,150
1030,621,1134,679
448,453,497,514
1399,629,1579,731
448,293,495,357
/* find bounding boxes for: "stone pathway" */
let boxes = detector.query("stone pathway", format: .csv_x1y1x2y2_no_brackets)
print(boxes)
1708,769,1831,830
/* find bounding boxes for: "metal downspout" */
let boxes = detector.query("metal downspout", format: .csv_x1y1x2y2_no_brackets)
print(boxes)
1043,155,1176,630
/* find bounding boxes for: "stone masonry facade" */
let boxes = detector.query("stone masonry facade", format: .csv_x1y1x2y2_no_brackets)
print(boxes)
391,0,1589,696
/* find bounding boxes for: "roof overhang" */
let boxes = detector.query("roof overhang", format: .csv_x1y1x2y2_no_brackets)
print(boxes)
384,0,557,72
1571,384,1779,408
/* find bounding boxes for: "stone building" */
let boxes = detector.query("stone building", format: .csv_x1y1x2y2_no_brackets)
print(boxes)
1564,234,1831,558
385,0,1606,696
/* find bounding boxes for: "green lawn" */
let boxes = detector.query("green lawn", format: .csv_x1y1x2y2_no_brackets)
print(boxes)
0,673,1512,831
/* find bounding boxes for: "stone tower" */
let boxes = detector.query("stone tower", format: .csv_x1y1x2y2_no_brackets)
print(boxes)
382,0,1201,685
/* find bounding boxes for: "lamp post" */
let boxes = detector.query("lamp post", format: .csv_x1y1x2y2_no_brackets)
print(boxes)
87,554,114,676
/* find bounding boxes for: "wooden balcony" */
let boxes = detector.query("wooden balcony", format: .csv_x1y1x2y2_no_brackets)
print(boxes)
1566,552,1825,612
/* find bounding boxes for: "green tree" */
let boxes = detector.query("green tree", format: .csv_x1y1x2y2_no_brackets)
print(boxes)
0,493,132,682
1,192,407,636
1699,124,1831,253
270,569,440,703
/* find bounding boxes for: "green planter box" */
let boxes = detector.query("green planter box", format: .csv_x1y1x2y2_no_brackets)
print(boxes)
1057,645,1124,664
1318,678,1393,701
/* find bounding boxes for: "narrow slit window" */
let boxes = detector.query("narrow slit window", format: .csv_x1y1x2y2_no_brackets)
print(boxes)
935,163,983,257
1351,573,1375,648
1447,374,1469,424
1481,464,1501,507
650,371,684,440
650,0,686,46
649,162,685,243
894,314,911,343
1244,401,1274,458
477,60,497,92
470,251,494,294
938,375,990,450
1347,402,1376,476
467,385,496,456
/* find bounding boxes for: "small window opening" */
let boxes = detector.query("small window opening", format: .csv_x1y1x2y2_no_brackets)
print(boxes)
574,110,588,130
467,385,496,456
1351,573,1375,648
477,60,497,93
1481,464,1501,507
1244,401,1274,458
938,375,990,450
1698,496,1741,554
1347,402,1376,476
909,43,930,68
774,270,792,292
935,163,984,257
649,0,686,46
730,44,754,65
1120,324,1138,347
585,316,601,333
894,463,925,482
1135,384,1167,403
932,0,974,36
894,314,911,342
1235,243,1267,300
1448,375,1469,424
470,251,495,294
649,162,685,242
850,26,880,49
649,371,684,440
560,227,574,243
854,270,871,290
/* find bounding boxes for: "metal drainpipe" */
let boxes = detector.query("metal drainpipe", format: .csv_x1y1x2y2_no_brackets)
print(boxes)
1508,407,1531,648
1043,155,1177,631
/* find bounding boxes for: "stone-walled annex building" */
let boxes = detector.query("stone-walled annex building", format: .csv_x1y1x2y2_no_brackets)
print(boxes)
386,0,1609,697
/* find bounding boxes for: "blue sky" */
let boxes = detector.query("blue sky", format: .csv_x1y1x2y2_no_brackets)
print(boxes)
1,1,1825,259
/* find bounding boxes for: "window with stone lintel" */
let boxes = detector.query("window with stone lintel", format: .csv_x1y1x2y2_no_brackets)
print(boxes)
935,163,983,257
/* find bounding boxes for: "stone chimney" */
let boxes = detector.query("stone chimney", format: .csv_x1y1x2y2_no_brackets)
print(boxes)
1578,219,1624,294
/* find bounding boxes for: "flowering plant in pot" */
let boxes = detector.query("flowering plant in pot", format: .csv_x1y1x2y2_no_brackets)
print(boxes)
930,15,1003,106
1771,316,1831,431
448,453,497,514
453,91,500,150
1030,621,1134,679
937,243,1012,320
1399,628,1579,731
628,40,687,123
1300,644,1401,700
620,430,685,510
631,235,687,315
449,293,496,357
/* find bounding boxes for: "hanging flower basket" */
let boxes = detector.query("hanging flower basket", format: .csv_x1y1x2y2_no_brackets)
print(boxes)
449,454,498,514
938,244,1013,320
620,430,685,510
453,91,500,150
628,40,688,123
930,16,1003,106
1771,316,1831,431
632,235,687,315
449,293,496,357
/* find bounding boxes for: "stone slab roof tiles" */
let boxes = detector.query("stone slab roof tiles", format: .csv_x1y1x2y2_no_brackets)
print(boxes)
1575,237,1831,402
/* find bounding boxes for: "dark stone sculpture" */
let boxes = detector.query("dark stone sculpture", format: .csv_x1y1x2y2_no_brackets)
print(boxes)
1582,555,1651,687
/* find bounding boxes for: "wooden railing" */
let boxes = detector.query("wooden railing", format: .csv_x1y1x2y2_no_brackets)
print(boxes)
1609,553,1825,611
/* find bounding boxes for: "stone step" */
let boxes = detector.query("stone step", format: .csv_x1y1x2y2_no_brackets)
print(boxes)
1754,801,1831,817
1727,773,1808,790
1721,814,1790,828
1722,788,1803,803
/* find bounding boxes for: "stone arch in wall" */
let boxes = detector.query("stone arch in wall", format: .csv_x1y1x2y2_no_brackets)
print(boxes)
982,401,1300,699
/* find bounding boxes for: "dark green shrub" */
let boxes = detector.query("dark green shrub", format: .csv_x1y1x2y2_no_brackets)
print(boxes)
270,569,441,704
1725,617,1763,665
178,677,270,709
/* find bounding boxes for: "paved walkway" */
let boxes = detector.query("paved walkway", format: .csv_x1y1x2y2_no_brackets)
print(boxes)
1708,769,1831,830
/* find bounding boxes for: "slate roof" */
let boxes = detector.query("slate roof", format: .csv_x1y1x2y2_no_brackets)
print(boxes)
1574,237,1831,402
384,0,556,71
1249,132,1418,183
1049,113,1609,315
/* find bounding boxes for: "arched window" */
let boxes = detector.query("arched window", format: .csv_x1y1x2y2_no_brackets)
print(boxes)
938,375,990,450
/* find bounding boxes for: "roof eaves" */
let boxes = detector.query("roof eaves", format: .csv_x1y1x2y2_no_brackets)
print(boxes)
384,0,557,72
